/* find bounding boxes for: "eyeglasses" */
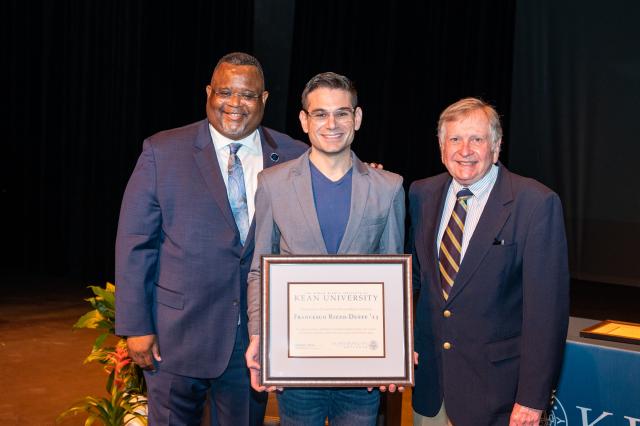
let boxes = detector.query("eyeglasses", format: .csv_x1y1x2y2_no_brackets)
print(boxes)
213,89,261,103
303,107,356,124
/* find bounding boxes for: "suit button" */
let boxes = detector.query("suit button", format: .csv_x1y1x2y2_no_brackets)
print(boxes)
443,342,451,350
443,310,451,318
233,300,239,306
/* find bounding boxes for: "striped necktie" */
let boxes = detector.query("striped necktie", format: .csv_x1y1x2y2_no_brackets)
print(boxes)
227,143,249,245
439,188,473,300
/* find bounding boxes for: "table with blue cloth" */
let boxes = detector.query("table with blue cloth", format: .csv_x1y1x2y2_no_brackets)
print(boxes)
548,317,640,425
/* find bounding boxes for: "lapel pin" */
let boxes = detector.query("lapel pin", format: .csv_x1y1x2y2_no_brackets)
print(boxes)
270,153,279,162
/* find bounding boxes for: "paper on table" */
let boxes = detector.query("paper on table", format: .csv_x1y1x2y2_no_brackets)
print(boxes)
593,322,640,339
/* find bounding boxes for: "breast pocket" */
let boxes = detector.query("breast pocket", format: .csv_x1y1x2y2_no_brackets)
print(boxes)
484,242,517,278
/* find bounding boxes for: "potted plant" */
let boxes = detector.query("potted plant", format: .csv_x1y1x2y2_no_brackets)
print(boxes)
57,283,147,425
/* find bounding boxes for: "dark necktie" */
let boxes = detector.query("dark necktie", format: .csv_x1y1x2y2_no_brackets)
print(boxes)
439,188,473,300
227,143,249,245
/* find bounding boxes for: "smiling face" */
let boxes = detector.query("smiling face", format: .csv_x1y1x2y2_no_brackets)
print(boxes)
205,62,269,140
299,87,362,158
440,109,501,186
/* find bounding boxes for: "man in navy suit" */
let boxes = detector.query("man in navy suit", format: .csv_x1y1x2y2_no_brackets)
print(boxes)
115,52,307,425
409,98,569,425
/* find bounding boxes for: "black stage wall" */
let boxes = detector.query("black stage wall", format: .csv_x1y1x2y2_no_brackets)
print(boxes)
510,0,640,287
2,1,638,288
2,1,255,282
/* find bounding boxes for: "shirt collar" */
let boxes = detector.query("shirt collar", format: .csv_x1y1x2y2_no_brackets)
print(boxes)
451,163,499,198
209,123,260,153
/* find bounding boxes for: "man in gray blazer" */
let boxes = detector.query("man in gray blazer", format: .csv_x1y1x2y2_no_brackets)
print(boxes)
244,72,405,425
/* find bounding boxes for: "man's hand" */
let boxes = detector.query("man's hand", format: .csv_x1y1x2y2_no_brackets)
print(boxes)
509,403,542,426
245,335,278,392
127,334,161,371
373,384,404,393
369,352,420,392
366,352,421,392
368,351,419,393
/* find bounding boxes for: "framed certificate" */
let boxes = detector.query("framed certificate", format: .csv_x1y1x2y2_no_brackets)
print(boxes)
260,255,414,387
580,319,640,345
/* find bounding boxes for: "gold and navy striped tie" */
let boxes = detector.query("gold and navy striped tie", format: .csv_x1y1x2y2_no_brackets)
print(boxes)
439,188,473,300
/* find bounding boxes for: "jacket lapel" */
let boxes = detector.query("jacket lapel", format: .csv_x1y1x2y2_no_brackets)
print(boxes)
192,120,237,233
446,166,513,303
338,153,369,254
259,126,283,168
241,127,286,254
291,152,328,254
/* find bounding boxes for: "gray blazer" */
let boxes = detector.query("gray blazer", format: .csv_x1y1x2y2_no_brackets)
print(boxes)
247,150,405,336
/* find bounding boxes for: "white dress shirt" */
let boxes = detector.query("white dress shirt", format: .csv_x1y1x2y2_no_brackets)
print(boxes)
437,164,499,261
209,124,263,222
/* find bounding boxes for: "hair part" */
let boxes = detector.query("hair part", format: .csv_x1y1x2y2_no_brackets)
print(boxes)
301,72,358,110
437,97,503,151
212,52,265,91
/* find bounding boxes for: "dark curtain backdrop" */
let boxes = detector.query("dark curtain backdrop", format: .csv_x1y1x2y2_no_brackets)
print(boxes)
510,0,640,286
2,0,516,286
284,1,516,188
2,1,254,284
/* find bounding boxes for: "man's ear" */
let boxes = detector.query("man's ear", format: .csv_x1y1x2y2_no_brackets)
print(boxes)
354,106,363,131
492,138,502,162
299,110,310,134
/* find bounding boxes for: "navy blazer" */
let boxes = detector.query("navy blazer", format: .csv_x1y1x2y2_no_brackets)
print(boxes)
115,119,307,378
409,164,569,425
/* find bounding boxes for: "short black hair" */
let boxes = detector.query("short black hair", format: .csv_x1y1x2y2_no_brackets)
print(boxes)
301,72,357,110
213,52,265,89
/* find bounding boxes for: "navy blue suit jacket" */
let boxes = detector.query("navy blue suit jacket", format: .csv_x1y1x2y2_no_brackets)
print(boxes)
115,119,307,378
409,164,569,425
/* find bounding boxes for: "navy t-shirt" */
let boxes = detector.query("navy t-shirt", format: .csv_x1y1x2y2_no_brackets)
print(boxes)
309,161,353,254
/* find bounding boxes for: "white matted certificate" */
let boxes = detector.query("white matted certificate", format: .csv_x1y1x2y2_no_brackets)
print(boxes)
288,282,385,358
260,255,414,387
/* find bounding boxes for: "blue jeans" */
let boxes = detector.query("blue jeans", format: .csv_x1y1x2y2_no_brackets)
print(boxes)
277,388,380,426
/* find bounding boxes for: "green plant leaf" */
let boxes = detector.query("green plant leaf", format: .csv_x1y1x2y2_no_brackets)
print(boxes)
85,296,99,309
95,303,115,319
73,310,103,330
93,333,108,350
96,319,115,334
106,369,115,393
84,347,112,364
89,285,116,307
57,404,89,423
